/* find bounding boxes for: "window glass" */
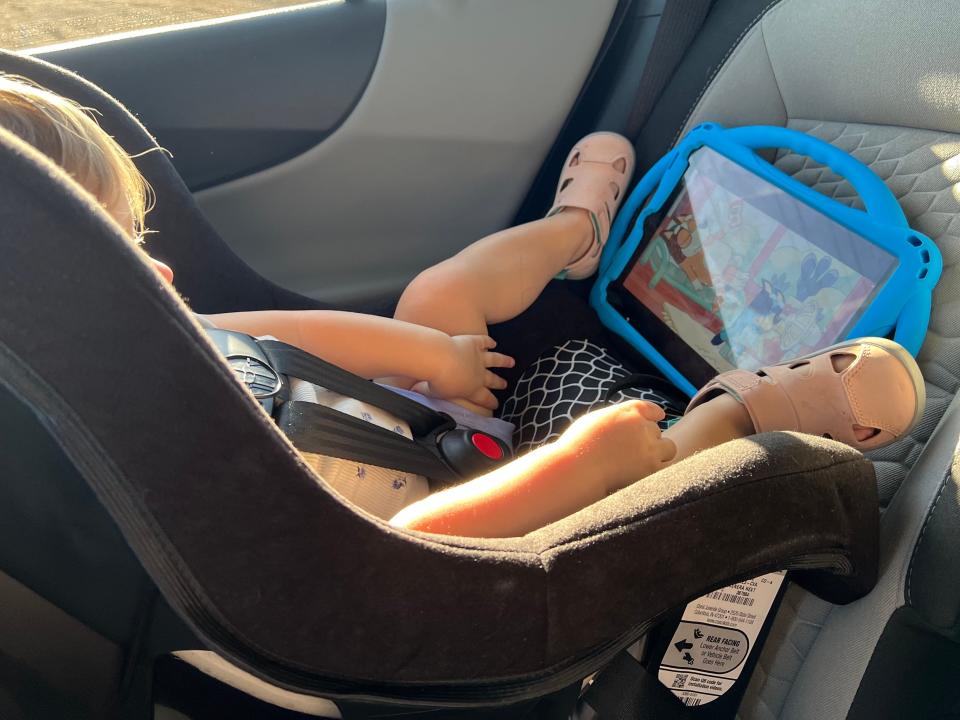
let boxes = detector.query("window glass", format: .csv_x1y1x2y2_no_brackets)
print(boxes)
2,0,318,51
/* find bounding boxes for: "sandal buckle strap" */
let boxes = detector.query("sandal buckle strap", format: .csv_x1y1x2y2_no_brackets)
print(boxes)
688,369,801,436
841,345,915,436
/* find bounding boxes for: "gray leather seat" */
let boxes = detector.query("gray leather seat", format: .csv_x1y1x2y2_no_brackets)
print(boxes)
663,1,960,716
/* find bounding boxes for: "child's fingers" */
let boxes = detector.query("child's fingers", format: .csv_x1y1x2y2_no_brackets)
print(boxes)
623,399,666,421
470,388,500,411
410,380,431,396
485,351,515,369
484,370,508,390
643,402,667,422
480,336,498,350
658,437,678,463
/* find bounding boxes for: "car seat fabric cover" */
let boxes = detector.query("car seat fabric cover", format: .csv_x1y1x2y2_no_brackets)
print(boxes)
633,0,960,717
0,129,880,704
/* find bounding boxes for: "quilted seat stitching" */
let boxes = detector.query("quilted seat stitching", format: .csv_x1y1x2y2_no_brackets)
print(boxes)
905,467,952,605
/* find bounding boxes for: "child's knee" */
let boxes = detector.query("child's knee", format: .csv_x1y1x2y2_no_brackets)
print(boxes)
402,264,464,309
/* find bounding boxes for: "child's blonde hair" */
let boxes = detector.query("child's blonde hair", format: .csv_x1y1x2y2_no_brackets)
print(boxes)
0,74,152,238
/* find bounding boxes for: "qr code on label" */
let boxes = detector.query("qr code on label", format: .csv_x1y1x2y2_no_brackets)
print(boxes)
671,674,688,689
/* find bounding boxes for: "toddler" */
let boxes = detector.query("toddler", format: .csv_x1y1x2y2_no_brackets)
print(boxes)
0,75,925,538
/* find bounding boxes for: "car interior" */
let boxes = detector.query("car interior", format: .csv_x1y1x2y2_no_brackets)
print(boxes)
2,0,960,718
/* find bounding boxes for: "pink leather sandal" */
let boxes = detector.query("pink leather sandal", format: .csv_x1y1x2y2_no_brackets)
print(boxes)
686,337,926,451
548,132,635,280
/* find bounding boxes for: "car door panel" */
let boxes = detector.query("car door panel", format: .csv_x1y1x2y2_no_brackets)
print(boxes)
32,1,386,191
194,0,618,302
32,0,616,303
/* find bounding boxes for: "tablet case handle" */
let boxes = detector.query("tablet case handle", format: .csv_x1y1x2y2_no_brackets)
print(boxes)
600,150,677,276
895,291,933,357
722,125,940,356
724,125,909,229
594,122,940,388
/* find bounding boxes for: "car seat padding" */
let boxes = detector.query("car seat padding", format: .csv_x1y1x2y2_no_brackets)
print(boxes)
0,127,879,706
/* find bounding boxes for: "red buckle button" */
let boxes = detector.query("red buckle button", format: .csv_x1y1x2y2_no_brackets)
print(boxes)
471,432,503,460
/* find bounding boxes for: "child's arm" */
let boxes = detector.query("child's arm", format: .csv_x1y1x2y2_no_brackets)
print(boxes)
207,310,513,408
390,401,677,537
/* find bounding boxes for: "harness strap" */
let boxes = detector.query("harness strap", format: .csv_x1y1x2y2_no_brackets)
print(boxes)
625,0,715,139
276,400,459,486
253,337,513,488
259,339,452,438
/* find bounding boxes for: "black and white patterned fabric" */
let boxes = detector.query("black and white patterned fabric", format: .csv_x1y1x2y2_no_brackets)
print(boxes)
500,339,686,453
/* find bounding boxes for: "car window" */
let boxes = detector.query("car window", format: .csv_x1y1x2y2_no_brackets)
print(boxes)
1,0,318,51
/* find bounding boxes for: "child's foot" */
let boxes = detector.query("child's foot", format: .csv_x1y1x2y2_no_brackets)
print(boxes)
685,337,925,451
548,132,635,280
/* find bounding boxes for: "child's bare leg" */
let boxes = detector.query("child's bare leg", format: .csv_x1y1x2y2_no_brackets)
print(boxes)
389,132,634,407
662,353,889,466
395,132,635,337
393,340,923,537
663,394,754,463
394,209,594,337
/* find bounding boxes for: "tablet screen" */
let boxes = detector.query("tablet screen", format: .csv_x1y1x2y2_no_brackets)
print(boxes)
613,147,899,385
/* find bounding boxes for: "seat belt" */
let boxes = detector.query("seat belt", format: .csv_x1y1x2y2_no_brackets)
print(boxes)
625,0,714,140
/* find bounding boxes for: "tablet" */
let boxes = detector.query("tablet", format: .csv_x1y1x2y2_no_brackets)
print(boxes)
605,145,900,390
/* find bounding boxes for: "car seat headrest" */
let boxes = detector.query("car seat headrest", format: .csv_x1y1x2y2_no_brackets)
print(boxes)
0,127,879,706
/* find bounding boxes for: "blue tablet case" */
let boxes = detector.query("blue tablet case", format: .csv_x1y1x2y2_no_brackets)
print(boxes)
590,124,942,396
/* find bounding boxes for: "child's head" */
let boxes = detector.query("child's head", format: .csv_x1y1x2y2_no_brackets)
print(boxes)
0,74,150,238
0,74,172,282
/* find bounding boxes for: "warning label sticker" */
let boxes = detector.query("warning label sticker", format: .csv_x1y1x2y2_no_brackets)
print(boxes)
658,571,786,707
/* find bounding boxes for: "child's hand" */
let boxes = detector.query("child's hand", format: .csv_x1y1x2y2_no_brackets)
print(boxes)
418,335,515,409
555,400,677,493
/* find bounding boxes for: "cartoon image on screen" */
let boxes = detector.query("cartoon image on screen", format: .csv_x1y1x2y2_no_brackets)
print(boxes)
622,148,898,373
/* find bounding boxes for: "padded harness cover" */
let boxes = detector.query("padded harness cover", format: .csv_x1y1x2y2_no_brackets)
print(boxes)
0,130,879,706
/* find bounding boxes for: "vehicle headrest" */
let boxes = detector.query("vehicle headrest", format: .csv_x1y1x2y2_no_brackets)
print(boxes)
0,128,879,707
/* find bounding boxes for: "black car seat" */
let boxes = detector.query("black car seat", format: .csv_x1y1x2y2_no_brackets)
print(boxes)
602,0,960,717
0,47,880,720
